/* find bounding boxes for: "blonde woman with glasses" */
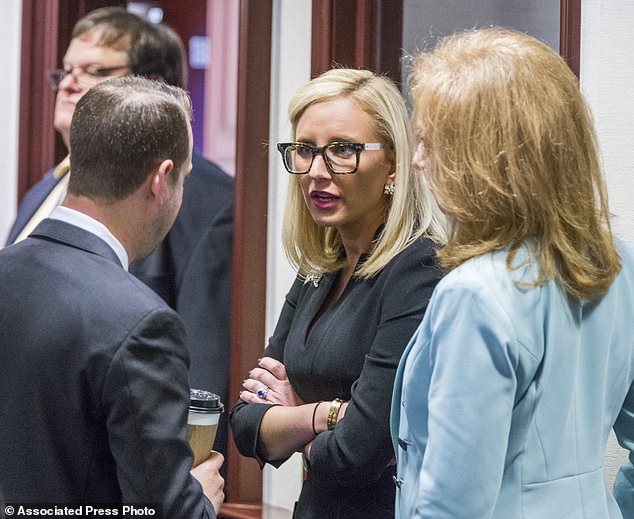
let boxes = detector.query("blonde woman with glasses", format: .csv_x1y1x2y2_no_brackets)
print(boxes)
391,28,634,519
230,68,445,518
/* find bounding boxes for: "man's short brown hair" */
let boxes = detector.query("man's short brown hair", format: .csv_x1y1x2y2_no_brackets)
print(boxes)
69,76,192,201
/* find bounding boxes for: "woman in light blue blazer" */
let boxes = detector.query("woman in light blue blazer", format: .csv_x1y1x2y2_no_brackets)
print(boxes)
391,28,634,519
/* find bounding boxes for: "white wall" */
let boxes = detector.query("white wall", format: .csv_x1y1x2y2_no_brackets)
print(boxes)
581,1,634,488
264,0,312,514
581,1,634,242
0,0,22,243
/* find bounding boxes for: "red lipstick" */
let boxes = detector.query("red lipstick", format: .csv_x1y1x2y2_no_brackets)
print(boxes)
310,191,339,209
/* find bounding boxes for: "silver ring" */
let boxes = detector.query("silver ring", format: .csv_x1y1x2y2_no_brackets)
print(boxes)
256,386,270,400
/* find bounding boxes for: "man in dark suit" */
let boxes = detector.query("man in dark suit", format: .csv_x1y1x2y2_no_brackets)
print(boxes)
0,77,223,517
5,9,233,455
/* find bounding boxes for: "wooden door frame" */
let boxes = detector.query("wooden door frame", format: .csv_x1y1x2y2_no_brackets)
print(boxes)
311,0,403,84
224,0,272,509
560,0,581,77
311,0,581,80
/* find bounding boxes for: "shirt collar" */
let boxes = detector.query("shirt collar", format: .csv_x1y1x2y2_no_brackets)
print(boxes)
53,156,70,179
48,206,129,270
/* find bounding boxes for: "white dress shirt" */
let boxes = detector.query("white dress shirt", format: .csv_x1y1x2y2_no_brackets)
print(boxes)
49,205,129,270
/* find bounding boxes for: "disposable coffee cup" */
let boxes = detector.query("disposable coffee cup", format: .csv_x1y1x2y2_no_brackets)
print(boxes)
187,389,224,467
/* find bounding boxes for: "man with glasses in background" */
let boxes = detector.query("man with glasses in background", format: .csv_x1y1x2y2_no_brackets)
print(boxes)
6,7,234,459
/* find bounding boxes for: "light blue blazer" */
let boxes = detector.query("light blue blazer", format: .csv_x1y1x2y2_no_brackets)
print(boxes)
390,241,634,519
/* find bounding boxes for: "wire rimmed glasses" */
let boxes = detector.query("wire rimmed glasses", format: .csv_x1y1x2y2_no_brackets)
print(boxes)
47,64,129,91
277,141,383,175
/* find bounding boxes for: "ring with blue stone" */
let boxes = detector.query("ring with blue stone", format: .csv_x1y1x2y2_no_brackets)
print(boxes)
256,386,270,400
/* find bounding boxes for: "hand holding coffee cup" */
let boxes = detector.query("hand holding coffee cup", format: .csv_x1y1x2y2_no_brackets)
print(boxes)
191,451,225,514
187,389,223,467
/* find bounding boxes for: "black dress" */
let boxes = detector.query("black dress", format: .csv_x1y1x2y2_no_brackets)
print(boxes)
230,237,442,519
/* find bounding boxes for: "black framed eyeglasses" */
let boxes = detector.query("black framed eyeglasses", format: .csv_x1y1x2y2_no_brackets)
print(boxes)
47,64,129,91
277,141,383,175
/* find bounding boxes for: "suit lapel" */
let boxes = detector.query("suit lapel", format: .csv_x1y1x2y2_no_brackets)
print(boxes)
6,170,62,244
303,271,338,342
29,218,123,268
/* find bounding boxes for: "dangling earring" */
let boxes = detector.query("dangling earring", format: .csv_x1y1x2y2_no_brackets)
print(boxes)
384,183,395,196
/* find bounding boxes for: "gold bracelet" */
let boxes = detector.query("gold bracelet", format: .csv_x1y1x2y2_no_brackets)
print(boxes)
326,398,343,430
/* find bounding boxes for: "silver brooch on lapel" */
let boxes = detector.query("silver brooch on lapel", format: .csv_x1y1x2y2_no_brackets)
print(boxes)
303,274,322,288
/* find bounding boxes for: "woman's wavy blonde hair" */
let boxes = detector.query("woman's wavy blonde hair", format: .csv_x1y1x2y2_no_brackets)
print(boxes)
410,28,620,300
283,68,446,278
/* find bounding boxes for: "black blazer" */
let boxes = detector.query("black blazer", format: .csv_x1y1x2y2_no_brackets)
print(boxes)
0,219,215,518
230,237,442,519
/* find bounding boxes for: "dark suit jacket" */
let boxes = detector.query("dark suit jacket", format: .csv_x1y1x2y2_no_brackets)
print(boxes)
0,219,215,518
5,152,234,454
4,167,64,245
130,151,233,455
